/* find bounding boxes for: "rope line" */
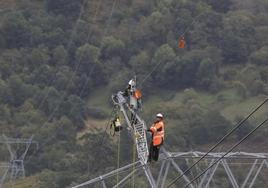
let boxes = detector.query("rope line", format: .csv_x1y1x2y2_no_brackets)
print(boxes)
132,137,136,188
116,129,121,184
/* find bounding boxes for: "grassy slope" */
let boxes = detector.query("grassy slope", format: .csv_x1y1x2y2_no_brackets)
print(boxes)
4,175,40,188
86,85,268,122
85,85,268,147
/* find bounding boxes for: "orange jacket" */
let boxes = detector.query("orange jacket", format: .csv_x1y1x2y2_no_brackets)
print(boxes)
150,120,165,146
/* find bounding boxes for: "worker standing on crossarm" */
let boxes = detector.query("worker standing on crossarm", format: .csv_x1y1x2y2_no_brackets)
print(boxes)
147,113,165,162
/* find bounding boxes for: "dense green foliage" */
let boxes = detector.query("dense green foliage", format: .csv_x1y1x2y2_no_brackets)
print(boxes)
0,0,267,187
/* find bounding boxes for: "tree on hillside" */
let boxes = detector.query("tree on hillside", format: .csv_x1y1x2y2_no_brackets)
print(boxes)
203,0,232,13
221,12,256,63
151,44,179,88
1,13,31,48
196,58,218,90
46,0,83,18
76,43,100,73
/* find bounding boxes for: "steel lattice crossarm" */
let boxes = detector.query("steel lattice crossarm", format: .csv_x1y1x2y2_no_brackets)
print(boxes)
71,148,268,188
167,151,268,159
0,163,9,188
0,135,38,145
0,135,38,186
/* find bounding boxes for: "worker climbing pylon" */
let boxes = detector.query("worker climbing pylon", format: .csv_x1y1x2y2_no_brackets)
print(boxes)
122,78,142,126
111,78,149,165
147,113,165,162
123,78,142,110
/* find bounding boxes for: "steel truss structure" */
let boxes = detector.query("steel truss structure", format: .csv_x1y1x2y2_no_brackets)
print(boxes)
0,163,9,188
112,91,149,166
72,81,267,188
72,148,268,188
0,135,38,187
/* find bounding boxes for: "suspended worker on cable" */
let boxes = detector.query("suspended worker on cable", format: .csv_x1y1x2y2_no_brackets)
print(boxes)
147,113,165,162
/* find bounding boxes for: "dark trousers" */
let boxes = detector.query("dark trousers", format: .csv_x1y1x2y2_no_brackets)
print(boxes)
148,142,160,162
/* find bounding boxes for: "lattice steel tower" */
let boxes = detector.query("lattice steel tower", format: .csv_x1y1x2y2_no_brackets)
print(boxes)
0,134,38,187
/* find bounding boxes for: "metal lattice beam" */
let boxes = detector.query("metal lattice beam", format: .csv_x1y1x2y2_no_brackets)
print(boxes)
71,149,268,188
0,135,38,186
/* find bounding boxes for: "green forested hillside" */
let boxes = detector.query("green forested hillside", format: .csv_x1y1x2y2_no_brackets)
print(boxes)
0,0,267,187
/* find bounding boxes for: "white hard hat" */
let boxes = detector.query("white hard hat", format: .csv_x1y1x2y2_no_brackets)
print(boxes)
156,113,163,118
128,79,135,86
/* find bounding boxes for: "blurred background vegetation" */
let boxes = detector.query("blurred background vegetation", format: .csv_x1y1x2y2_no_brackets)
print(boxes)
0,0,267,187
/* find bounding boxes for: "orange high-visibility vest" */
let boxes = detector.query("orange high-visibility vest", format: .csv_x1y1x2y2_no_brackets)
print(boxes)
134,89,142,99
150,121,165,146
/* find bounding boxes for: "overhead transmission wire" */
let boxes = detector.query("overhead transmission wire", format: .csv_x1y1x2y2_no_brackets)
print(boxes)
32,0,88,115
139,11,208,88
87,107,117,176
7,0,87,141
183,117,268,188
26,0,118,162
81,146,268,188
135,9,267,187
5,0,88,139
167,97,268,188
34,0,96,112
78,0,118,97
22,0,88,161
41,0,116,141
31,0,113,115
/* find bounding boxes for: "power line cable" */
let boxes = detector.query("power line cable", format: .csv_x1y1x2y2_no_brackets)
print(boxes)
37,0,117,140
25,0,118,162
167,97,268,187
2,0,89,138
139,10,209,88
28,0,105,137
78,0,118,97
82,106,117,177
183,117,268,188
139,59,168,88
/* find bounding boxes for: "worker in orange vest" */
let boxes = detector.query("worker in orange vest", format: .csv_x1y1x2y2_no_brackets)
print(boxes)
122,79,142,126
147,113,165,162
123,79,142,110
